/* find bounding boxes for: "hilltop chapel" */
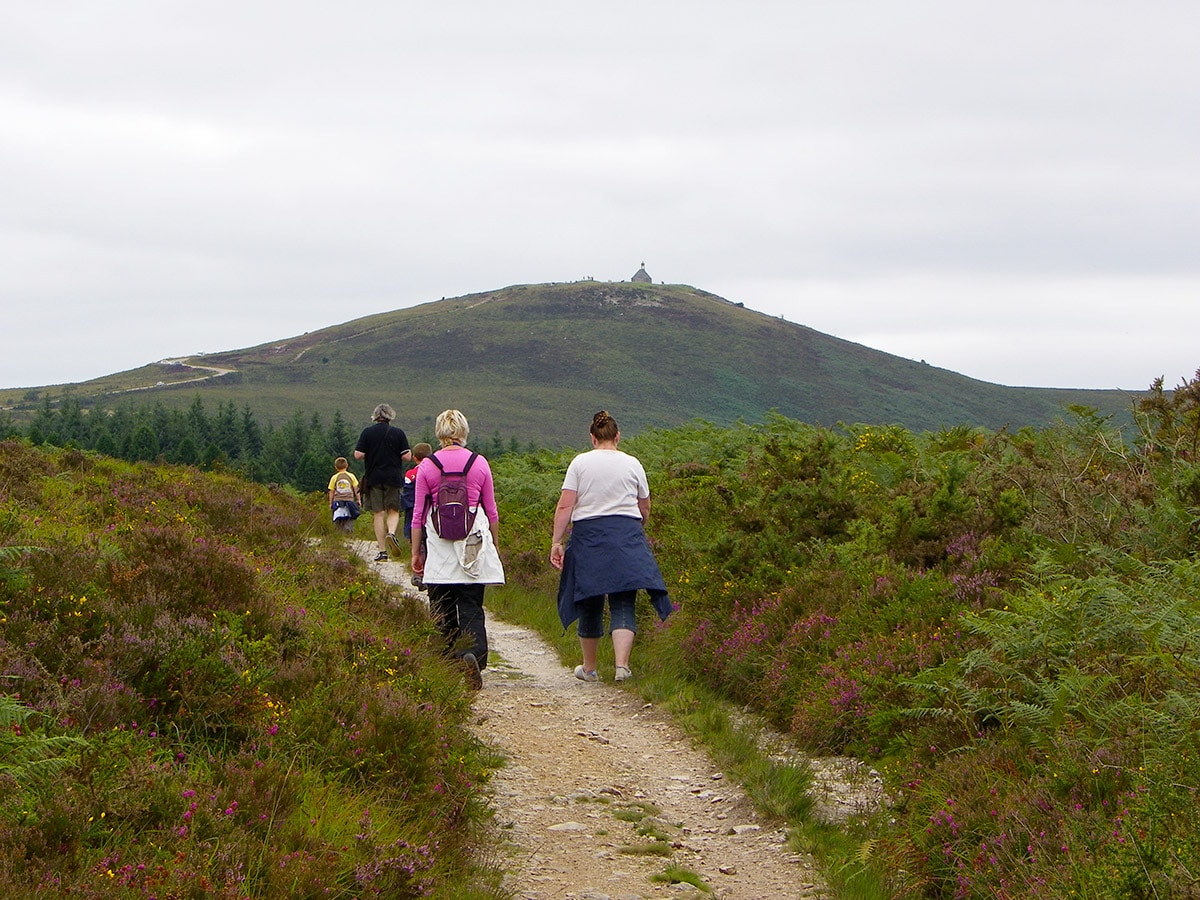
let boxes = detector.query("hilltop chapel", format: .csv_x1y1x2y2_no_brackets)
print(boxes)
631,263,652,283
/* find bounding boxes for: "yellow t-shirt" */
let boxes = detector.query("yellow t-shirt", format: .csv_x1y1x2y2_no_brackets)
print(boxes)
328,470,359,500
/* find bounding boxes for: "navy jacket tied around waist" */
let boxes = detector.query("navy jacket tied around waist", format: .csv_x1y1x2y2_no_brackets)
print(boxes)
556,515,673,630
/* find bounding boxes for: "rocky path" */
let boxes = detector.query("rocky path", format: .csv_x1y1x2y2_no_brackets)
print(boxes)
358,543,833,899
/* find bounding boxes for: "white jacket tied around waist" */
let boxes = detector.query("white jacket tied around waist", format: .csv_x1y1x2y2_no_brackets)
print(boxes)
421,505,505,585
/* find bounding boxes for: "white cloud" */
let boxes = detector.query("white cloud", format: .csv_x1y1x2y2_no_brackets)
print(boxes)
1,1,1199,390
718,274,1200,389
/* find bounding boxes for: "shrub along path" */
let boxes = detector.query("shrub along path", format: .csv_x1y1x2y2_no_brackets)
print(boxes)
355,541,829,899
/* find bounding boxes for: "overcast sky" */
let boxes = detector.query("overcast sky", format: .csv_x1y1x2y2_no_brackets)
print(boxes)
2,2,1197,393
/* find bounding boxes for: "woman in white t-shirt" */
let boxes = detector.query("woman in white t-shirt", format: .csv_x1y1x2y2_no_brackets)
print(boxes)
550,411,672,683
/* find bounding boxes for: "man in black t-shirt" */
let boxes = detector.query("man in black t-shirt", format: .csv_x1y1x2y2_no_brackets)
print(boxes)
354,403,412,562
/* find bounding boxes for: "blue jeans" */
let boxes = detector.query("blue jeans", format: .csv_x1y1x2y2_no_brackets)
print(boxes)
576,590,637,639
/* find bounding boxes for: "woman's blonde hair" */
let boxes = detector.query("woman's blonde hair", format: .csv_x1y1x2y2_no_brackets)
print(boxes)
434,409,470,447
590,410,619,442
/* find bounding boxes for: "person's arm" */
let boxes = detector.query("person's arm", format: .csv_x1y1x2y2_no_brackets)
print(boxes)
479,467,500,550
410,525,424,575
410,463,430,575
638,495,650,526
549,489,577,571
354,449,366,461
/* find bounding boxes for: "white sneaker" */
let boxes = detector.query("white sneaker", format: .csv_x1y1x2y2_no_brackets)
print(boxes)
574,665,599,682
614,666,633,682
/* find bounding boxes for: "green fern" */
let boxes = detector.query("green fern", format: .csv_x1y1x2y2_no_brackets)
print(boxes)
0,695,88,790
0,545,40,590
856,838,879,864
901,552,1200,760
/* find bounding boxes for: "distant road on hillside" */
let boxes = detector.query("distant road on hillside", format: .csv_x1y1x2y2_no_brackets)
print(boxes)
117,359,237,394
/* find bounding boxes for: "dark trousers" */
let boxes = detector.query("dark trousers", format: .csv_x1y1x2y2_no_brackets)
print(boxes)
427,582,488,668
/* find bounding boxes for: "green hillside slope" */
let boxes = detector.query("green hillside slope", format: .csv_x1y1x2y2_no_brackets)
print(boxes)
0,282,1140,445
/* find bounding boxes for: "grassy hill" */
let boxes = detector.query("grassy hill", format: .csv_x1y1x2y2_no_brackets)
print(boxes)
0,282,1142,445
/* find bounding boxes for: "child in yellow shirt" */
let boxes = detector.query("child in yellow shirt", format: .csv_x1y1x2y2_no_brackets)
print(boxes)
328,456,361,532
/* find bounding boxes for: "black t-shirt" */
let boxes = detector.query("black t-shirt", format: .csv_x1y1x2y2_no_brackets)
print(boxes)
354,422,410,487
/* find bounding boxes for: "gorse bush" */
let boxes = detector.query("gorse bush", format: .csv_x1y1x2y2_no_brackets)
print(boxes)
0,439,500,898
491,376,1200,899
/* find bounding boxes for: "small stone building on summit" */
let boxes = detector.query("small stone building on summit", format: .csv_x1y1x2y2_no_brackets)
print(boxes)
631,263,652,283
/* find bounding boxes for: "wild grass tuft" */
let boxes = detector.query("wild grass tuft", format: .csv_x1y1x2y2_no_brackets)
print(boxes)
650,864,712,891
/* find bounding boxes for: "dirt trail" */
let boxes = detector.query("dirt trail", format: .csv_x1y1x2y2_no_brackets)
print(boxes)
356,542,833,899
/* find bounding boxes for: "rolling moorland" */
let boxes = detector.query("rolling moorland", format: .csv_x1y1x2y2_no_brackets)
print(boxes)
0,281,1145,446
4,275,1200,897
6,368,1200,896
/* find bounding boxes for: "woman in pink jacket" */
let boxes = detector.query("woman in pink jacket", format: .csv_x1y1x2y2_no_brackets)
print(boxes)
411,409,504,690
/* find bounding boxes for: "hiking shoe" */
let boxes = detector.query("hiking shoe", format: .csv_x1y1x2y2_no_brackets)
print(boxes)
574,665,599,683
614,666,633,682
385,533,403,556
373,551,389,562
463,653,483,691
410,574,424,589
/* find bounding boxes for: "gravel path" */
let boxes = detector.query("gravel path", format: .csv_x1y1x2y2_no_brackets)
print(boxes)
357,542,833,899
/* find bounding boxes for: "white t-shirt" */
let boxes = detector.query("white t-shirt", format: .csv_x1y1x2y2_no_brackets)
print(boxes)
562,449,648,521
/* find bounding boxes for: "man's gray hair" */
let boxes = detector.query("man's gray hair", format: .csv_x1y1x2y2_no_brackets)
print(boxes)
372,403,396,423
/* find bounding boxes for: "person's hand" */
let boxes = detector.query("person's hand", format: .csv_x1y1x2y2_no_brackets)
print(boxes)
549,542,565,570
411,551,424,576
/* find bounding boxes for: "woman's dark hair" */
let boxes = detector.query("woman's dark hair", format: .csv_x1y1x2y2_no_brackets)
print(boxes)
590,410,619,442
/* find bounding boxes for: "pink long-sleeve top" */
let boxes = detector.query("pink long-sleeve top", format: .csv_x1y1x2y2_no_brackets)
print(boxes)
412,446,499,530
